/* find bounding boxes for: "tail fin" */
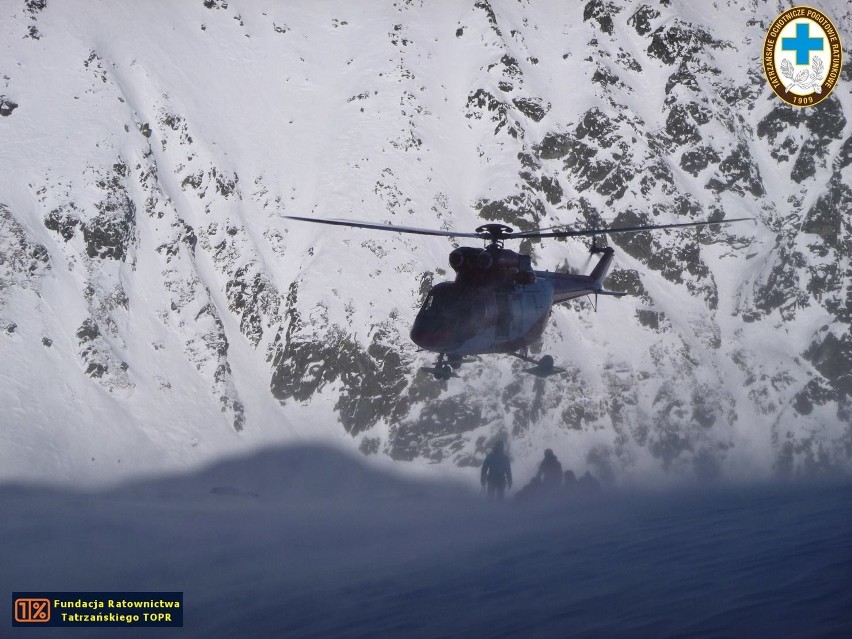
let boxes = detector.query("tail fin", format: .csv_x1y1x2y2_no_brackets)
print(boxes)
589,246,615,288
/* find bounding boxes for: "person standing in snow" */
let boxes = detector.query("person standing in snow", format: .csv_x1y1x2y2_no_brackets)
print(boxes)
481,440,512,500
535,448,563,490
578,470,601,493
563,469,577,493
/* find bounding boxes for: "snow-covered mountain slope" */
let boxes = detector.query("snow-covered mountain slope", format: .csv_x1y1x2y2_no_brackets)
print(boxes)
1,0,850,485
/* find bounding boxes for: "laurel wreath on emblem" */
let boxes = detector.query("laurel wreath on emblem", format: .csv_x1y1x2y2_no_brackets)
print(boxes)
781,56,825,94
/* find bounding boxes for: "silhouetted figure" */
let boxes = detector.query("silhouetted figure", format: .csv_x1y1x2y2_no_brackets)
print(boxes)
563,469,577,494
514,476,541,503
536,449,563,490
481,441,512,500
578,470,600,493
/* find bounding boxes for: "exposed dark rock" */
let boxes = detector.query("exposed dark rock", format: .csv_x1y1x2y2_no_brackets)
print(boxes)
592,66,621,88
609,207,716,304
665,64,699,95
0,97,18,117
212,168,239,198
705,143,764,197
717,69,764,109
44,208,80,242
223,397,244,432
757,105,801,140
759,99,846,171
83,192,136,261
583,0,622,35
753,244,809,319
181,171,203,191
691,390,717,428
359,437,380,455
648,421,692,470
465,89,510,136
160,112,194,147
389,396,481,462
540,110,644,205
488,54,522,80
610,209,653,260
801,178,850,252
540,175,563,205
474,0,501,38
225,266,280,347
680,145,721,176
807,261,841,304
575,108,618,146
562,401,598,431
595,162,633,203
674,193,701,219
617,50,642,72
837,135,852,170
518,152,539,171
636,309,664,329
271,282,412,436
776,436,844,478
790,139,821,183
536,132,573,160
647,20,722,66
640,157,675,197
804,96,846,141
793,378,837,415
805,331,852,395
627,4,660,36
606,269,646,297
1,205,52,285
512,97,549,122
76,318,100,343
476,193,545,231
666,103,705,146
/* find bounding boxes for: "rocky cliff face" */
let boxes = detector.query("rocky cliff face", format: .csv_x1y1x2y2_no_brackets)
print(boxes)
0,0,850,483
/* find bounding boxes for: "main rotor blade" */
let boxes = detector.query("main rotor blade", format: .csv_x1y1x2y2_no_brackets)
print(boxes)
286,214,755,242
284,215,484,239
507,217,754,240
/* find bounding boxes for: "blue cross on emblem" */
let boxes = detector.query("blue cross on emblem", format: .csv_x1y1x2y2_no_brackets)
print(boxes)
782,22,824,65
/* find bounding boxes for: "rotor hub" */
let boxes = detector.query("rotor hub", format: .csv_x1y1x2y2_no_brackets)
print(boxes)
475,223,514,237
475,223,514,247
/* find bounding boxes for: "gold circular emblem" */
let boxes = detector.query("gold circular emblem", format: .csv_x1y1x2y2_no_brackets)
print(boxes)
763,6,843,107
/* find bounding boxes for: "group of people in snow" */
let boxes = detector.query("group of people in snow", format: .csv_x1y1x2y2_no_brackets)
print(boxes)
480,442,600,502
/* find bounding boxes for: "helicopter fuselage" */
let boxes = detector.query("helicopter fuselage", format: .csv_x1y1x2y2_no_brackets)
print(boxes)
410,244,613,358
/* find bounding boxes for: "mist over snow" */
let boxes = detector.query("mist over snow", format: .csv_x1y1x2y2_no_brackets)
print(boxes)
1,1,851,485
2,444,851,638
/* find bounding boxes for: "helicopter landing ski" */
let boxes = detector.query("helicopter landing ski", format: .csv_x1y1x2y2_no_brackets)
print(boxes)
510,352,567,378
285,215,753,380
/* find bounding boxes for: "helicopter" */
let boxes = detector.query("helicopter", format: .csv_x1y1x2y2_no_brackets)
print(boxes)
286,215,751,379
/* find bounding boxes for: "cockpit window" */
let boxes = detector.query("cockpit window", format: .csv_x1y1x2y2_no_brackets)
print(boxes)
423,284,456,312
423,291,441,311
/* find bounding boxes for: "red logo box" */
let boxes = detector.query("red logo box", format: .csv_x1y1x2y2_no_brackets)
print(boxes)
14,598,51,623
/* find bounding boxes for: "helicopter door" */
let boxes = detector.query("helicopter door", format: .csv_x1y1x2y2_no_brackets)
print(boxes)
496,292,524,340
496,293,510,339
509,293,524,336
